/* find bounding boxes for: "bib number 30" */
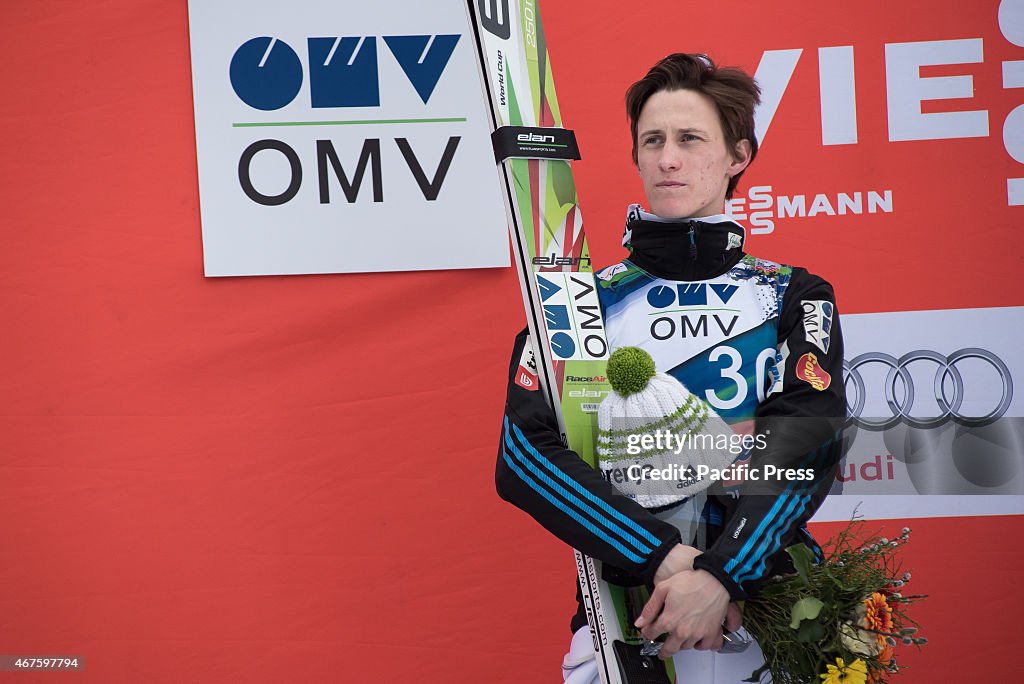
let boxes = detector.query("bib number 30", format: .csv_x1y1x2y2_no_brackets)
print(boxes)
704,346,777,411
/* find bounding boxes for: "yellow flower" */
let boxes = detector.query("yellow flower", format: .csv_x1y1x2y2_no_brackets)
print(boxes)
820,657,868,684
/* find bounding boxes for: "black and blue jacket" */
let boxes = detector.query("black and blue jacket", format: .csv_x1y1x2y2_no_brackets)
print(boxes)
496,210,847,632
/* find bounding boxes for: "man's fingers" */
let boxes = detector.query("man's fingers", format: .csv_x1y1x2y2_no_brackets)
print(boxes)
659,627,706,658
678,634,701,653
725,602,743,632
641,598,678,641
644,608,681,642
657,633,686,660
635,584,666,630
694,631,724,652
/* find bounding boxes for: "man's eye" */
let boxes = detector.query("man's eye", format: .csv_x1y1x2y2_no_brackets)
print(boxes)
680,134,698,142
643,136,662,145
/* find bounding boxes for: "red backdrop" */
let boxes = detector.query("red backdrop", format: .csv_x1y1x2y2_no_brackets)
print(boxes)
1,1,1020,682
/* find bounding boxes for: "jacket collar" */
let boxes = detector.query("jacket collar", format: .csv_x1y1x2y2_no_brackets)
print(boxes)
621,204,747,281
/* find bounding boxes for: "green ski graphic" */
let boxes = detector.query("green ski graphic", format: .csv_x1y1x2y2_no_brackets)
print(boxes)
466,2,678,681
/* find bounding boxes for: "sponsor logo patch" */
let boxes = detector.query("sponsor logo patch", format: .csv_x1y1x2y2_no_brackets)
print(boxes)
515,335,539,391
596,262,629,282
565,375,607,383
796,352,831,391
515,369,537,390
535,273,608,361
532,254,592,267
767,339,790,397
801,299,834,354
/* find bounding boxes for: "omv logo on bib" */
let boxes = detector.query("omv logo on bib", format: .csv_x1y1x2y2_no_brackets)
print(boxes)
646,283,740,309
229,35,461,111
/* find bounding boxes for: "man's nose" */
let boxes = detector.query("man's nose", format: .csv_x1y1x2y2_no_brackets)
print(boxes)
658,142,681,172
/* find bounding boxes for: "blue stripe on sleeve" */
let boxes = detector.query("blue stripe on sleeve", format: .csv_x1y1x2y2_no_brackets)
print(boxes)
503,427,653,556
732,443,838,584
500,449,645,564
732,493,812,584
723,443,829,583
508,420,662,548
724,493,791,576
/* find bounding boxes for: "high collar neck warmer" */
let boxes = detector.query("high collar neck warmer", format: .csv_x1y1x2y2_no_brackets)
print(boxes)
621,204,747,281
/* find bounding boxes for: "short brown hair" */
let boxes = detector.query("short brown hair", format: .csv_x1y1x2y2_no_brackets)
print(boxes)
625,53,761,199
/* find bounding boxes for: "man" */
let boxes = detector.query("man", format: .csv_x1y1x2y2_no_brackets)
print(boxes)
497,53,846,682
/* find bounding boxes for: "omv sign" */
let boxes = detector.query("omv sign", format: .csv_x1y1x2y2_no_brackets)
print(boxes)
188,0,507,277
229,35,461,110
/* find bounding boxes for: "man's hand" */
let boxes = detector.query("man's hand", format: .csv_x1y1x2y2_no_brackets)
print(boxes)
635,569,731,659
652,544,702,584
725,602,743,633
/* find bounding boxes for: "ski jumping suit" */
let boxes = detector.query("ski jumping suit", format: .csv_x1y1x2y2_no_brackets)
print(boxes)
497,208,846,682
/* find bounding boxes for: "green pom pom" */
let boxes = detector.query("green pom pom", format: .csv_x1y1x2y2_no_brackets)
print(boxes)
606,346,656,396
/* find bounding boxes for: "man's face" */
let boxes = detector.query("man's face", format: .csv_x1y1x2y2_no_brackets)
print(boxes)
635,88,750,219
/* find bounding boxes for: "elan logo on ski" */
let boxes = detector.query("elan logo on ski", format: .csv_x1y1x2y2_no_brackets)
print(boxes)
491,125,581,163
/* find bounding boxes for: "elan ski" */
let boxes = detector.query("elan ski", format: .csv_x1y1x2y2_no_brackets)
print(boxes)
465,1,676,682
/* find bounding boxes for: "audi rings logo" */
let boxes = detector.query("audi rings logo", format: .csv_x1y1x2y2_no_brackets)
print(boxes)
843,348,1014,430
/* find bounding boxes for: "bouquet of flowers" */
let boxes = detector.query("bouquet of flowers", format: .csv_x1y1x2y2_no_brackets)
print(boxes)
741,518,927,684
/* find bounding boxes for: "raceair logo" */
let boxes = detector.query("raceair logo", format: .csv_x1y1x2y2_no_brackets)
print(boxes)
188,1,508,276
844,348,1013,430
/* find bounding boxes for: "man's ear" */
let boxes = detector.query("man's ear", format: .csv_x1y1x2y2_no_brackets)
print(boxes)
728,139,752,177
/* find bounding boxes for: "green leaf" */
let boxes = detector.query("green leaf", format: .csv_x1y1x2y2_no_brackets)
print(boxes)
742,663,770,683
828,572,848,591
789,597,825,629
796,619,826,643
786,543,814,586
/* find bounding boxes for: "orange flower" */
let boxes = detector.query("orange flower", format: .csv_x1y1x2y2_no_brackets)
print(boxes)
869,644,895,683
863,592,893,637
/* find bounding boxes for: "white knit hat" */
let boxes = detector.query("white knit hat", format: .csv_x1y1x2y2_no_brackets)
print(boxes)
597,346,740,509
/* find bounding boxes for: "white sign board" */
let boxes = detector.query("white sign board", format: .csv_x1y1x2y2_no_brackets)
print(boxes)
814,306,1024,521
188,0,509,276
